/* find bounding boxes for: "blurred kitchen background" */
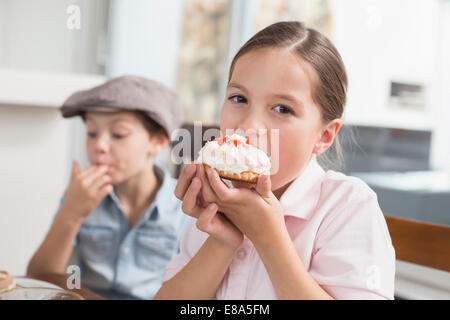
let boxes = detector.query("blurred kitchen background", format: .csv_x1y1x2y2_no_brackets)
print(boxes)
0,0,449,299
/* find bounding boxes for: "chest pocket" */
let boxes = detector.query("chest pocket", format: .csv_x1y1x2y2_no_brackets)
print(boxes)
135,225,178,271
78,225,115,263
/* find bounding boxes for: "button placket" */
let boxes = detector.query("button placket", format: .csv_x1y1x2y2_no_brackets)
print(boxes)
226,242,252,299
236,248,247,260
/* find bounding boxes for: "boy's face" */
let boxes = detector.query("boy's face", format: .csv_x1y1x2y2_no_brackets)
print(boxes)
220,48,341,193
84,111,168,184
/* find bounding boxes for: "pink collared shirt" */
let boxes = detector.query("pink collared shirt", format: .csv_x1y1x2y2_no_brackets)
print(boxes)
163,156,396,299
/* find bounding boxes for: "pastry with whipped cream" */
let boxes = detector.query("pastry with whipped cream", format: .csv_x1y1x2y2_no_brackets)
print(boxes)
0,271,17,294
197,133,271,183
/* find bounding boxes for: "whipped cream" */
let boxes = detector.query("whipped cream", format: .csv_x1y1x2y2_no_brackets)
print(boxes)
197,134,271,175
227,133,248,144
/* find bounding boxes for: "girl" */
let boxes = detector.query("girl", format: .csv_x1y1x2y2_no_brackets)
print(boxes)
155,21,395,300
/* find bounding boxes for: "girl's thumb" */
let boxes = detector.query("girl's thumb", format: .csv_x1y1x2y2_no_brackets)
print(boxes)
255,174,272,198
196,203,218,233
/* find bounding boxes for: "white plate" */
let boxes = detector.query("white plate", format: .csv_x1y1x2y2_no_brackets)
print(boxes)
0,287,82,300
13,277,62,290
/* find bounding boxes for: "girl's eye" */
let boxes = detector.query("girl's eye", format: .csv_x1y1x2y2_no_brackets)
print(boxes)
229,95,247,104
87,132,97,138
112,133,125,139
273,105,293,115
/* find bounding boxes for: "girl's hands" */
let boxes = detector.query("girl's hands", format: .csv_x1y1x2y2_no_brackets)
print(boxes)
60,161,113,224
175,163,243,250
203,166,286,247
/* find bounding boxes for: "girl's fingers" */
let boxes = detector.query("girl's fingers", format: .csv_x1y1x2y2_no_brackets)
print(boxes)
254,174,272,199
181,177,203,218
174,163,197,200
196,164,218,202
206,168,234,201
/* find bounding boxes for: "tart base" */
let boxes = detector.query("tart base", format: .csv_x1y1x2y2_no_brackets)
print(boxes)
203,164,259,184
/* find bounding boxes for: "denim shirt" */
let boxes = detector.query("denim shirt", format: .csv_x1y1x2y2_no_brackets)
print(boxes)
56,165,190,299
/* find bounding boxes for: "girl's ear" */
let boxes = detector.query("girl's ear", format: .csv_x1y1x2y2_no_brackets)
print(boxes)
148,132,169,157
313,119,342,155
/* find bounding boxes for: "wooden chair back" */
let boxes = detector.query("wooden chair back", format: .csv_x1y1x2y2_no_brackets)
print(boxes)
384,215,450,272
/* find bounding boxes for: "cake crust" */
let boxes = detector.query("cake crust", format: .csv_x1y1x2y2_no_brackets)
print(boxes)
203,164,259,184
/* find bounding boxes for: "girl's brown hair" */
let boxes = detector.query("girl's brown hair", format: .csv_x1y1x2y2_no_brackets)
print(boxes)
228,21,353,171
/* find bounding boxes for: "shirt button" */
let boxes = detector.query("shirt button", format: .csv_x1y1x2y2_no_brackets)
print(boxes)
236,248,247,260
123,247,130,255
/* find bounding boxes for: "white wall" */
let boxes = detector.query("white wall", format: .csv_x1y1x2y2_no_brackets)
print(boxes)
107,0,184,89
0,105,71,274
0,1,11,66
329,0,450,172
0,0,106,73
330,0,440,130
429,0,450,172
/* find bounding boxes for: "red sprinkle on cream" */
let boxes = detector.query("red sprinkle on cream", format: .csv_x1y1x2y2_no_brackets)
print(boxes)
214,136,251,147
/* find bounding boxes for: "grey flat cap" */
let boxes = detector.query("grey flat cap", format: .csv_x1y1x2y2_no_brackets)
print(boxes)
60,75,183,137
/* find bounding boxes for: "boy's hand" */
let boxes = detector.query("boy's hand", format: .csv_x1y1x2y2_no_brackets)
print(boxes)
175,163,243,250
60,161,113,223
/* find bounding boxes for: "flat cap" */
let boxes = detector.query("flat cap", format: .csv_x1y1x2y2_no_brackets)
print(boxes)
60,75,183,137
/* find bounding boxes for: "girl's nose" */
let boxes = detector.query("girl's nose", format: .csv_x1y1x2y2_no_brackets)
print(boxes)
237,111,268,145
239,109,265,129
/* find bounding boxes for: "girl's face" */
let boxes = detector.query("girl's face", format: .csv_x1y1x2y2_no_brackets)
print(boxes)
85,111,167,184
220,48,341,193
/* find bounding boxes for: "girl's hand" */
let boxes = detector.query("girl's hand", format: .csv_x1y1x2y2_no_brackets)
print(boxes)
174,163,243,249
203,167,286,247
60,161,113,223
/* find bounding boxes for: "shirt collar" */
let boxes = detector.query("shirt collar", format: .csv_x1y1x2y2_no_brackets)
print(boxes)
279,154,325,220
108,164,175,223
149,164,176,221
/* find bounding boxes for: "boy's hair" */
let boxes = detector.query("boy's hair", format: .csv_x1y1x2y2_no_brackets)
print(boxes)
134,111,167,138
228,21,355,171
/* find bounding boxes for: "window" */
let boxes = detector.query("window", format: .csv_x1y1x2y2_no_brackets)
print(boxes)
176,0,230,125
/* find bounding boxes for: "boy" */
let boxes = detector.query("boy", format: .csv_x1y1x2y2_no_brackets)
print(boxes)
27,75,189,299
